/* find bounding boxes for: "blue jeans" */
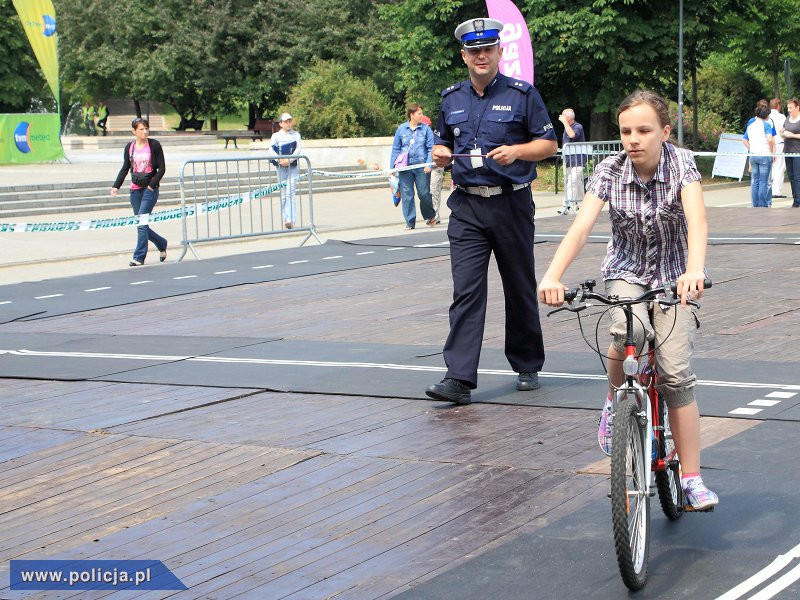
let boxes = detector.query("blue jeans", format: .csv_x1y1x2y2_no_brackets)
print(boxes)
277,165,299,224
398,167,434,227
749,156,772,207
130,187,167,262
786,156,800,207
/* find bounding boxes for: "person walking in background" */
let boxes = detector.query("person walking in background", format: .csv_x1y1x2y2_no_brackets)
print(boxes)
769,98,786,198
96,100,109,136
390,104,435,229
781,98,800,208
422,113,444,225
82,101,97,136
743,104,775,207
270,112,302,229
110,118,168,267
558,108,587,215
425,17,557,405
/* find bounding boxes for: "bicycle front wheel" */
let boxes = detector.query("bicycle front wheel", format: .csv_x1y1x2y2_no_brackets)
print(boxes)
655,392,684,520
611,396,651,591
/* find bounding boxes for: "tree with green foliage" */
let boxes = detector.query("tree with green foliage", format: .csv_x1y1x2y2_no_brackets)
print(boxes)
724,0,800,99
0,0,49,113
283,60,398,139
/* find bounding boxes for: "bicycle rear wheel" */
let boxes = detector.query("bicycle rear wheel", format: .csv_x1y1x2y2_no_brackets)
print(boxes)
655,392,684,520
611,396,650,591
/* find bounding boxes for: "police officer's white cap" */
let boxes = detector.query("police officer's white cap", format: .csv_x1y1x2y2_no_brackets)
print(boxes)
454,18,504,48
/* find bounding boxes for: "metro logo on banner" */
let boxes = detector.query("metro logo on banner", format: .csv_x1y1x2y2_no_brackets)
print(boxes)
485,0,534,84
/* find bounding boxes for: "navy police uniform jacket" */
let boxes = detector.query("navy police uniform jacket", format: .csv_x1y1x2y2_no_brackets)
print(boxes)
433,72,556,186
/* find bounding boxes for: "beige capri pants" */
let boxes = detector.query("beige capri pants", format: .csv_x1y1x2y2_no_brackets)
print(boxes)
606,279,698,409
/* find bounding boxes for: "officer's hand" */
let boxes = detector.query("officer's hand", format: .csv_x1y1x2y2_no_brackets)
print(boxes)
432,146,452,168
423,167,432,174
487,145,519,166
538,278,566,307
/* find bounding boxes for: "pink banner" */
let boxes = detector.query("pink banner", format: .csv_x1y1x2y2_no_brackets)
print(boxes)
485,0,534,84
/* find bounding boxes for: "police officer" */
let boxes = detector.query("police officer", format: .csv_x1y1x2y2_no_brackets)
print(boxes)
425,17,558,405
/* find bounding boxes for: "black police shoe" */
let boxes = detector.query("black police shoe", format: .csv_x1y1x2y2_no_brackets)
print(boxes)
426,378,472,404
516,372,540,391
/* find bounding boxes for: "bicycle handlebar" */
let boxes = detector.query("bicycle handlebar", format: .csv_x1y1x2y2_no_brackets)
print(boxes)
551,278,712,316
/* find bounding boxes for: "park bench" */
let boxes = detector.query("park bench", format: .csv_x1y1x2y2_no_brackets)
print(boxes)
216,118,278,149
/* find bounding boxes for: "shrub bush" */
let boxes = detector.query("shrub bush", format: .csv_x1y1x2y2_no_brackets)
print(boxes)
282,60,400,139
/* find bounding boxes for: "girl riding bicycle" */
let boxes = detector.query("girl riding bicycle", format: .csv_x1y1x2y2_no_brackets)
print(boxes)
538,90,718,511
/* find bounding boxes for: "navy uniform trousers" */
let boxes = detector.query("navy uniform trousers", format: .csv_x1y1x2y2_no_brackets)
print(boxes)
443,186,545,388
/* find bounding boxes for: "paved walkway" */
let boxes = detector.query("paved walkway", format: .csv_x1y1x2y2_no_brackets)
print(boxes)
0,142,792,285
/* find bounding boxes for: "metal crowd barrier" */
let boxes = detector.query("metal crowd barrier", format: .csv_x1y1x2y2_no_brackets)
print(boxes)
554,140,624,197
177,155,321,261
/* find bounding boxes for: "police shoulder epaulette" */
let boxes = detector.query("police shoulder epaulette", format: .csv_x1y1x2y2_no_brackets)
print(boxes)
441,82,464,97
507,79,532,93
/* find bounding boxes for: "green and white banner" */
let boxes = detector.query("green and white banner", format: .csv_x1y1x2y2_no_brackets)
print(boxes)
0,113,63,164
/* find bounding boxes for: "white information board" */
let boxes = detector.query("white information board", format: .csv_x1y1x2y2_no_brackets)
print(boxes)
711,133,748,180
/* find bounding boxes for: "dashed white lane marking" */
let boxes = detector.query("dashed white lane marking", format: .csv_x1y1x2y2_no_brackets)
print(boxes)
322,256,343,260
387,247,404,251
84,287,111,292
0,300,12,305
288,260,308,264
213,270,237,275
356,251,374,255
252,265,273,269
766,391,797,399
34,294,63,299
715,540,800,600
129,281,151,286
749,399,782,407
173,275,197,280
729,407,763,415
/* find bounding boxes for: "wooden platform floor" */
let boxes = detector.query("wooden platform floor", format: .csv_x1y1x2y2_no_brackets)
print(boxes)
0,207,796,599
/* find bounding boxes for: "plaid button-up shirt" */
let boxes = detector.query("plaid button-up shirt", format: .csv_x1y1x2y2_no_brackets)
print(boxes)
585,142,701,287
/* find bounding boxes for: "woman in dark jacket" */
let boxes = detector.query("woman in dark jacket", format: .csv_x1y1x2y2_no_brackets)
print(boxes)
110,117,168,266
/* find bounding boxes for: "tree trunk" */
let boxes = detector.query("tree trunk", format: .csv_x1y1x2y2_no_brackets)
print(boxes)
589,110,612,141
691,45,698,151
248,102,256,129
133,99,142,119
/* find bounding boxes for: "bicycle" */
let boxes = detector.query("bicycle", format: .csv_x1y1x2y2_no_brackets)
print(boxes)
547,278,712,591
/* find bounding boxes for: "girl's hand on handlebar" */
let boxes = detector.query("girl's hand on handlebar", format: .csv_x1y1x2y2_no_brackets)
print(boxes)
675,271,706,305
538,278,566,307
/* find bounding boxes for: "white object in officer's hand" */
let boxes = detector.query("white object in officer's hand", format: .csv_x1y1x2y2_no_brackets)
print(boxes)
470,147,484,169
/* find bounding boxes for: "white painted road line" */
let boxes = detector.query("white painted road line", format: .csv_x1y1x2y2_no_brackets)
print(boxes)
729,407,762,415
84,287,111,292
356,251,375,255
1,348,799,393
34,294,63,299
213,270,237,275
387,247,404,251
173,275,198,280
129,281,152,286
252,265,273,269
748,399,782,407
288,260,308,264
0,301,12,305
322,256,343,260
715,540,800,600
765,391,797,399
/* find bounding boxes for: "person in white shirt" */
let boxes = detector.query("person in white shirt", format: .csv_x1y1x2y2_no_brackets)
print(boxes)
769,98,787,198
270,113,302,228
743,104,775,207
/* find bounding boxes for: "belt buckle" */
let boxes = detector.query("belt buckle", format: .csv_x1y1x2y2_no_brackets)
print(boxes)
477,186,490,198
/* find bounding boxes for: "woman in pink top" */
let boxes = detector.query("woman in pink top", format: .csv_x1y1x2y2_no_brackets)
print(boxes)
110,117,168,266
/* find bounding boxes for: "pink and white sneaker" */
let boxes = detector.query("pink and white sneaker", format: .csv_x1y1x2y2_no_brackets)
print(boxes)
597,394,613,456
682,476,719,511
